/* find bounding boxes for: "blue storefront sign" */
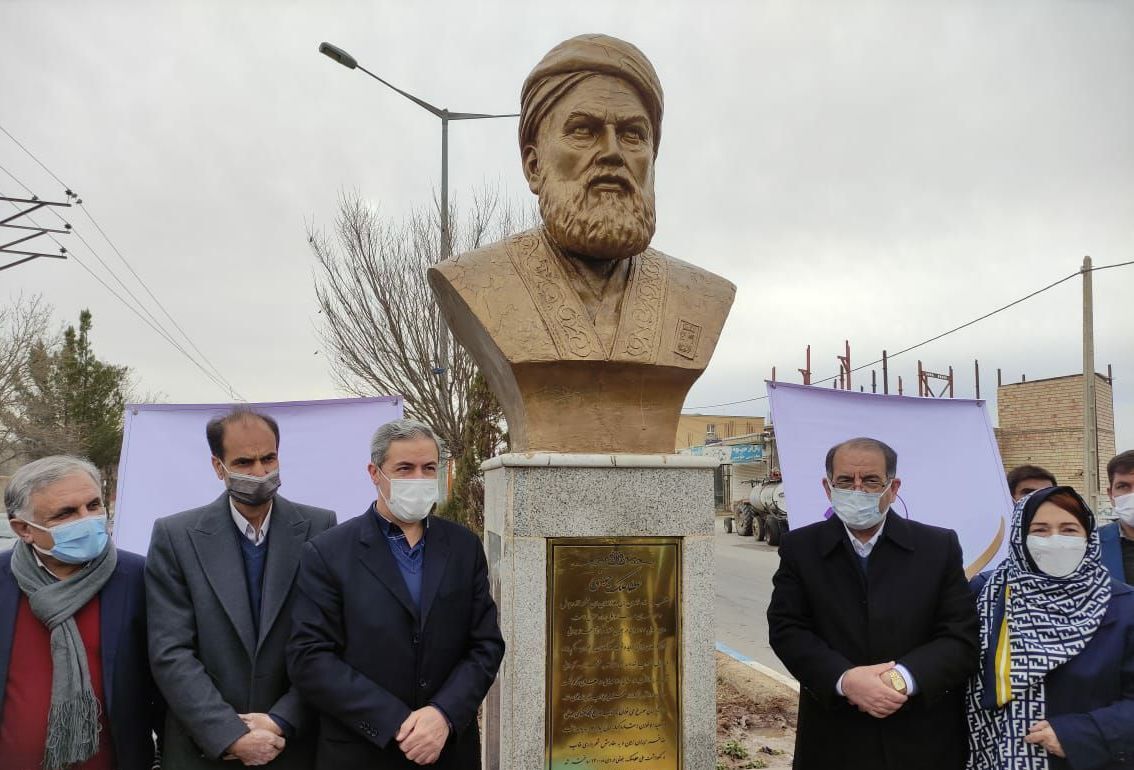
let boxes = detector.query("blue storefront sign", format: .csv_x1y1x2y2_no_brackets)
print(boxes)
687,443,764,463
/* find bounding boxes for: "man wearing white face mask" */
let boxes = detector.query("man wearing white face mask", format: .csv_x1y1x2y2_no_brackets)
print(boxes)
1100,450,1134,584
146,407,337,768
288,418,504,769
767,437,979,770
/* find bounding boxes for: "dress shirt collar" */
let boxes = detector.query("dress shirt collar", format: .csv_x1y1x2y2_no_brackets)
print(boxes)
844,512,888,558
230,498,273,545
31,548,68,581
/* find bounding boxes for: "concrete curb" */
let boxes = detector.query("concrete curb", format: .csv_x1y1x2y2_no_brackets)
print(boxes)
715,641,800,694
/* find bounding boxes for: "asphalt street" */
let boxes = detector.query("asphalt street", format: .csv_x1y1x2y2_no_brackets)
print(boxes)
713,516,792,676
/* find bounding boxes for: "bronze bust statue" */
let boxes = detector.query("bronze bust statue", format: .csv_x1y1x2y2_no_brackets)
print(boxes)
429,34,735,453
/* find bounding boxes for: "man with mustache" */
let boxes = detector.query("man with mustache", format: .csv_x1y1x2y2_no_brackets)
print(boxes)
428,34,735,454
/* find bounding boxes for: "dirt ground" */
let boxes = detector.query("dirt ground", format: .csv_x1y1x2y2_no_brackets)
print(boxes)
715,652,797,769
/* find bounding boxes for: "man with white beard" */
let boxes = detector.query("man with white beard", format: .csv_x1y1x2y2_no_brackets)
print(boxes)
428,33,735,454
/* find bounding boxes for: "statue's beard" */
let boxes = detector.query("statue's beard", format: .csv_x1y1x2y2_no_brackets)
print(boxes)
538,169,656,260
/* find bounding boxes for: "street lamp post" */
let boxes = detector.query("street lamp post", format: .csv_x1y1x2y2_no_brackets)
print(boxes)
318,42,518,394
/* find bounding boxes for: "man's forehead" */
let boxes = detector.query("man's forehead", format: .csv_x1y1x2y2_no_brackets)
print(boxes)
1113,470,1134,485
222,418,277,452
386,436,439,464
32,473,99,507
831,446,887,473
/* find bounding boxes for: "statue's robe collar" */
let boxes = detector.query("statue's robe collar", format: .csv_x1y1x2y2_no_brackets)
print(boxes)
505,229,669,363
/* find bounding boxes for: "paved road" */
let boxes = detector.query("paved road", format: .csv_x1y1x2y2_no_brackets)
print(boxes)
713,516,791,676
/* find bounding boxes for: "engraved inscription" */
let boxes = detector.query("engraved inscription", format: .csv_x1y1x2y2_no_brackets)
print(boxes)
674,319,701,360
548,539,681,770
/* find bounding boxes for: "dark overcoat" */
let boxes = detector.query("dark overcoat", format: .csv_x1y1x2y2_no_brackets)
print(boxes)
286,508,505,770
767,512,979,770
146,493,336,768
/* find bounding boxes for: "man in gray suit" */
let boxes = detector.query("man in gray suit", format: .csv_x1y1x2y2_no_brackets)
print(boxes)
146,407,336,768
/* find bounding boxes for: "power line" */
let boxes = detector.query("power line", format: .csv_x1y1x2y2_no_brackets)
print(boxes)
0,126,244,399
684,258,1133,411
2,122,237,391
0,124,69,191
0,194,244,400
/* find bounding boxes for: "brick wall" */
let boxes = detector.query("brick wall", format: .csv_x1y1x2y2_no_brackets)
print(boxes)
997,373,1116,498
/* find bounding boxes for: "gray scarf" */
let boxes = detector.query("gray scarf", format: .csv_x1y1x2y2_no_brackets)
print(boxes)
10,539,118,770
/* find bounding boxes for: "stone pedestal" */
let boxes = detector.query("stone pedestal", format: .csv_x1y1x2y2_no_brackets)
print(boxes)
482,453,719,770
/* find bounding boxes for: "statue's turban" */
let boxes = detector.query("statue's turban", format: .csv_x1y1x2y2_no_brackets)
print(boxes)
520,34,664,158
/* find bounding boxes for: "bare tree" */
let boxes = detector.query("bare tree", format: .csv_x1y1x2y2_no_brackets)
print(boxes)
0,294,55,466
309,187,528,457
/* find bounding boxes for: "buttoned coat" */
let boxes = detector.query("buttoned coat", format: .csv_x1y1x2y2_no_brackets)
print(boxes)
286,508,505,770
146,493,336,768
0,548,161,770
767,512,979,770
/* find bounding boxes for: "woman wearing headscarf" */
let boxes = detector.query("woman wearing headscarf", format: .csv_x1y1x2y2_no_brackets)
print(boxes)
966,485,1134,770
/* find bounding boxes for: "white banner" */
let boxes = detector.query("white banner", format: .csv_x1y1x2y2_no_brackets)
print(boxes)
113,396,403,555
767,381,1009,576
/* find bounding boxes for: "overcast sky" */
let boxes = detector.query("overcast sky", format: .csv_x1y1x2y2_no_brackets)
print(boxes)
2,1,1131,448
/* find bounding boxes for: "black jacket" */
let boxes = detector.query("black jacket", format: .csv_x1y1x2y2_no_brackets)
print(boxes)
287,509,504,769
767,512,979,770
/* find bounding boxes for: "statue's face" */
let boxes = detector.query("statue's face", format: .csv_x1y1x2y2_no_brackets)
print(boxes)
524,74,657,260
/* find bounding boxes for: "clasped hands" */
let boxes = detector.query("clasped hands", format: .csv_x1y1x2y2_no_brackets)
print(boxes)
396,705,450,765
223,713,285,765
841,661,907,719
1024,719,1065,758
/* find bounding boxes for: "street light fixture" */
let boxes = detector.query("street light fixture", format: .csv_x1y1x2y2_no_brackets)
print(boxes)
318,41,519,392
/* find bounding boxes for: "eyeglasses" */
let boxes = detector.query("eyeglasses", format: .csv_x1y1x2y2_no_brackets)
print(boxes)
829,477,890,493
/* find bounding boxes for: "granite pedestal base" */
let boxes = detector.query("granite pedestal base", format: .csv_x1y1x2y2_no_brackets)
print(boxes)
482,453,719,770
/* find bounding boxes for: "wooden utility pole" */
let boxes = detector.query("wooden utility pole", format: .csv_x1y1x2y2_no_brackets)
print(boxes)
1083,256,1099,509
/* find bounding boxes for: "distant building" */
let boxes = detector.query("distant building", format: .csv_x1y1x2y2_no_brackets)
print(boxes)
676,415,767,510
996,373,1115,503
675,414,764,451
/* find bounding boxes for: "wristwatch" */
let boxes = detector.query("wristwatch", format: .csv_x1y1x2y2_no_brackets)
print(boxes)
888,669,908,694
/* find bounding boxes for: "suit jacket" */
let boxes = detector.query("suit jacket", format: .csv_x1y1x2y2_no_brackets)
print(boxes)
767,513,980,770
0,548,160,770
287,509,505,770
146,493,336,769
1100,522,1128,583
970,573,1134,770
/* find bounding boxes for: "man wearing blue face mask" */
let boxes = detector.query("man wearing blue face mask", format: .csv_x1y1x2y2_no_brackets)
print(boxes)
146,407,336,768
767,437,979,770
287,418,504,769
0,455,160,770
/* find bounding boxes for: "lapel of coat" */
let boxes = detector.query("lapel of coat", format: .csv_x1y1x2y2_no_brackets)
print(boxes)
866,512,916,585
358,507,418,623
0,553,19,715
256,497,309,651
419,520,451,629
610,249,668,364
188,494,256,658
99,559,128,714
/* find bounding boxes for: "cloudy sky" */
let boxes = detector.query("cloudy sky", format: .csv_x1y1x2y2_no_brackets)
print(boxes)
2,1,1131,447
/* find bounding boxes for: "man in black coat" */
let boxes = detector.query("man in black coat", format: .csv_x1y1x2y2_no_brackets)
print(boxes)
287,418,504,770
767,437,979,770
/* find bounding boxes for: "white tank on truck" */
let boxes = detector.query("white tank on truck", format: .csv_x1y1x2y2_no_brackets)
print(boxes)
728,471,790,546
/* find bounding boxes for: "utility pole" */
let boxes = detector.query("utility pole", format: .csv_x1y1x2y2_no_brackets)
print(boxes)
1082,256,1099,509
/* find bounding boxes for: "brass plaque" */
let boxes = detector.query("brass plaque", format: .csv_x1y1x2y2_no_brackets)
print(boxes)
547,538,682,770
